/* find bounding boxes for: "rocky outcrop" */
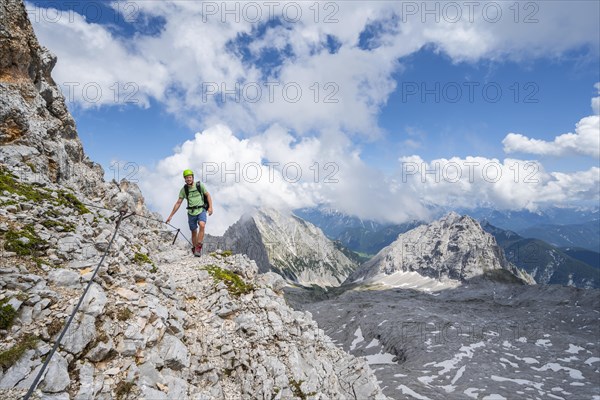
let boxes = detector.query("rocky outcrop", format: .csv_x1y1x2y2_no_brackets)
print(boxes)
0,170,387,399
0,0,104,196
346,212,534,285
211,209,359,287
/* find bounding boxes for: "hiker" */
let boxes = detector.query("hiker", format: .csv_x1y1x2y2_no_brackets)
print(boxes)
166,169,213,256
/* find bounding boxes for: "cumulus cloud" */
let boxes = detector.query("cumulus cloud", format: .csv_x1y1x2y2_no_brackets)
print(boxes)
396,155,600,210
25,1,600,230
26,4,169,109
139,124,599,235
138,124,431,234
503,87,600,158
28,1,600,133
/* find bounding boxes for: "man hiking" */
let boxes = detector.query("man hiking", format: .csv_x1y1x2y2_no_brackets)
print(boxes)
166,169,213,256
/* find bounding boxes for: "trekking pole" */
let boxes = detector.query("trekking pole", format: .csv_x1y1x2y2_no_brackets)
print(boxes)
172,228,180,245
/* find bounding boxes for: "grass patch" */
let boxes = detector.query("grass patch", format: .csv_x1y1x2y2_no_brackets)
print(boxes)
57,190,90,214
133,252,154,266
221,250,233,257
3,224,48,256
0,199,17,207
202,265,254,297
116,308,133,321
133,252,156,272
0,167,89,214
0,167,51,203
289,379,317,399
115,380,135,400
0,299,17,330
41,219,75,232
0,335,38,369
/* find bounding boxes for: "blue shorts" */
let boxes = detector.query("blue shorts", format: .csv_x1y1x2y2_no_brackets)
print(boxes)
187,211,207,231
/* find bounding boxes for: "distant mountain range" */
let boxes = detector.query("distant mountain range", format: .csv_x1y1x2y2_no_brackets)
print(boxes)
481,221,599,288
294,207,422,256
516,221,599,252
455,206,599,231
296,206,599,254
294,206,599,289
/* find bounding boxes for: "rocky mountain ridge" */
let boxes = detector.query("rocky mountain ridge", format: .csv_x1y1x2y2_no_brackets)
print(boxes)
0,175,386,398
346,212,534,286
481,221,599,289
208,209,358,287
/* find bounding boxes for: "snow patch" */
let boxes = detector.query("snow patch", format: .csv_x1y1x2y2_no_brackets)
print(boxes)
491,375,544,391
532,363,584,380
397,385,431,399
566,344,585,354
365,350,398,365
350,327,364,351
536,339,552,348
584,357,600,366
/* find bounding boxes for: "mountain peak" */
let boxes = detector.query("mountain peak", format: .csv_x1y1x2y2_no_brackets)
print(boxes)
209,208,359,286
346,213,534,286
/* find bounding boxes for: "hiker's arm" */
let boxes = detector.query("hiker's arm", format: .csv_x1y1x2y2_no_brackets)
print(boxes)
166,198,184,223
206,192,213,216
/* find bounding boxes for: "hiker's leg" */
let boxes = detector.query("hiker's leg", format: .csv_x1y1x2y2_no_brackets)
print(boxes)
198,211,208,244
198,221,206,243
191,228,198,247
188,214,198,247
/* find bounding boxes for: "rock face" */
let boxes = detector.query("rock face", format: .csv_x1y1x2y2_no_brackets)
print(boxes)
210,209,359,287
0,0,104,195
346,212,534,285
0,1,388,398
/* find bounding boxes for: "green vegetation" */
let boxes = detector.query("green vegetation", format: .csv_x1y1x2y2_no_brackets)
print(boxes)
3,224,47,256
0,167,50,203
210,250,234,258
116,308,133,321
0,167,89,214
0,335,38,369
0,299,17,330
41,219,75,232
115,380,135,400
202,265,254,297
57,190,90,214
0,199,17,207
133,252,156,272
289,379,317,399
133,252,152,265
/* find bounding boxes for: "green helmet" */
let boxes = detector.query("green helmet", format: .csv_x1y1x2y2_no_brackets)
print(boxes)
183,169,194,177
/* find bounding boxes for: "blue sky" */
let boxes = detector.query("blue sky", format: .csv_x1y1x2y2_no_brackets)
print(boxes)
27,1,600,233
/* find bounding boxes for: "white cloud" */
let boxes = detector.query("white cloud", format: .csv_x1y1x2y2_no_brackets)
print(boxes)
396,155,600,210
503,88,600,158
140,124,599,235
25,1,600,229
139,124,432,234
27,4,169,108
28,1,599,133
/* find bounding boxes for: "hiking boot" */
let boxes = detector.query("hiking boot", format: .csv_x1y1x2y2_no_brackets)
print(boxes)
191,246,195,255
194,244,202,257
